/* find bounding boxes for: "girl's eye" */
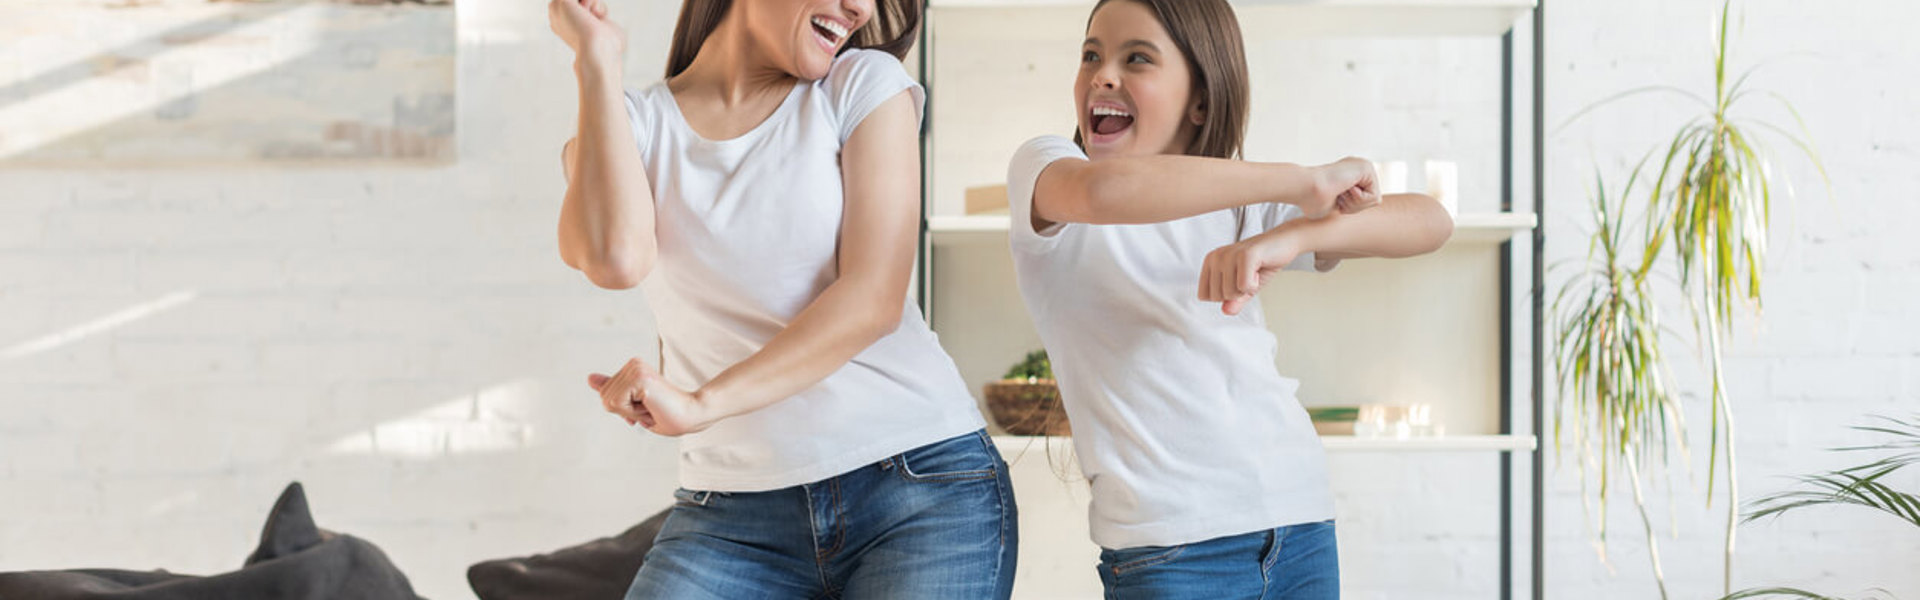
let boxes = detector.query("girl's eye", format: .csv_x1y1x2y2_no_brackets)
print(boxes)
1127,53,1151,65
1082,50,1100,63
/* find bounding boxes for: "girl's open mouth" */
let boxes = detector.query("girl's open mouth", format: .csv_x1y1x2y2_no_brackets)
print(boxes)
1088,104,1134,143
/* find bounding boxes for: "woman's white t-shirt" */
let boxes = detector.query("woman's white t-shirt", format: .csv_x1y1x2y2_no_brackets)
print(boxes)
611,49,984,492
1005,135,1336,550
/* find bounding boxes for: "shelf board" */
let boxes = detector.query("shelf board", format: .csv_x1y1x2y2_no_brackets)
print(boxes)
930,0,1535,38
992,434,1535,453
929,212,1535,246
1319,434,1535,452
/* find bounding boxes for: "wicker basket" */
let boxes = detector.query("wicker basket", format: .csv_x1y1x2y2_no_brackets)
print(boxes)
984,379,1071,436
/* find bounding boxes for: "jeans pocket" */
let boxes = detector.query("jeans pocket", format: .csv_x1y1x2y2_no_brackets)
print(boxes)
1103,544,1186,576
895,430,1000,483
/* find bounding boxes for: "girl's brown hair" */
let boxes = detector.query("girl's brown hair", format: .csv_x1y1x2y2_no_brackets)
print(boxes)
665,0,923,78
1076,0,1250,159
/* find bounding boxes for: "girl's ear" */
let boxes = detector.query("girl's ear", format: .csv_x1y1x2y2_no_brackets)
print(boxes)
1187,96,1207,126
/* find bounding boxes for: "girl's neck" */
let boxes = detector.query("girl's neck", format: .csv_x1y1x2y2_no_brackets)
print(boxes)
670,17,799,109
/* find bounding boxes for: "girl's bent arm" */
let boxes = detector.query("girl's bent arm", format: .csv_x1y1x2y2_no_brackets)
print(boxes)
1285,192,1453,261
1030,155,1367,229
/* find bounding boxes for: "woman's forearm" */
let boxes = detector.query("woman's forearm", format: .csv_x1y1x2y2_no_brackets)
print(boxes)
559,60,656,289
1037,155,1329,225
685,93,924,426
690,276,902,422
1281,193,1454,259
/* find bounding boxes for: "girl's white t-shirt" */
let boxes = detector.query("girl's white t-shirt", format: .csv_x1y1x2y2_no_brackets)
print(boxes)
1005,135,1337,550
611,49,984,492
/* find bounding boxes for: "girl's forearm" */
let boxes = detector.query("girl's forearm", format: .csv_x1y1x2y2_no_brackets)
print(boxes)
559,61,656,289
1039,155,1328,225
1275,193,1453,259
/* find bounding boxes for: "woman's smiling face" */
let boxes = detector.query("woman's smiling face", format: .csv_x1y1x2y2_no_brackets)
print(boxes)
744,0,872,80
1075,0,1200,160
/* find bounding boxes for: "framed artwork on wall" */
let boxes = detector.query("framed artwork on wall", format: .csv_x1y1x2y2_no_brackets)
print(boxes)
0,0,456,166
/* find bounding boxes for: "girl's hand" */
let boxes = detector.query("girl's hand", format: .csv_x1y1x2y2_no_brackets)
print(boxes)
1313,157,1383,217
1199,229,1305,316
548,0,626,68
588,358,716,437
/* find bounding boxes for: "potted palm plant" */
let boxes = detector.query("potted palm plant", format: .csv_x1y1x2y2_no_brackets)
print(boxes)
1554,0,1827,596
1718,414,1918,600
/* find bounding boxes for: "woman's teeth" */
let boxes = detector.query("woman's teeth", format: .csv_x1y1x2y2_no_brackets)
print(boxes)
812,17,847,44
1091,106,1131,118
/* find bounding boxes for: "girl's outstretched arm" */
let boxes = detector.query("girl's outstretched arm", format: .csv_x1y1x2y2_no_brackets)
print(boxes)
1029,155,1379,230
1198,193,1454,315
552,0,656,290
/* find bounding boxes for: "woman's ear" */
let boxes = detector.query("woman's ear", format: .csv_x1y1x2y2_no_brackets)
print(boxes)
1187,96,1207,126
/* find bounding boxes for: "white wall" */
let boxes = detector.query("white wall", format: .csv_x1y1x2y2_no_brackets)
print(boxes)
1,1,684,598
2,0,1916,599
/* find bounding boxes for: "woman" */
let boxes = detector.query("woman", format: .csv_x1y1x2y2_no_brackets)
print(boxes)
547,0,1017,597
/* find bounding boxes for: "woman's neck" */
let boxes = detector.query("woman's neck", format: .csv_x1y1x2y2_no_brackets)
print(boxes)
671,17,798,109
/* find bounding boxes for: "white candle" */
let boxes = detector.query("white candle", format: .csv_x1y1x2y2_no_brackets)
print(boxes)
1424,160,1459,217
1372,160,1409,194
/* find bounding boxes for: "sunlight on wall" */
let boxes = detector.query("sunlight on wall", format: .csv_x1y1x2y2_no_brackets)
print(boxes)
1,290,199,360
324,378,541,460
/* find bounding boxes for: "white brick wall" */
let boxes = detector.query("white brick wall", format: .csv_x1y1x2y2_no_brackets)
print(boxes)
2,0,1915,598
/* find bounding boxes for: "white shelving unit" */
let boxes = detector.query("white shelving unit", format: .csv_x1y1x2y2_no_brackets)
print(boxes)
928,211,1538,246
914,0,1543,596
929,0,1534,39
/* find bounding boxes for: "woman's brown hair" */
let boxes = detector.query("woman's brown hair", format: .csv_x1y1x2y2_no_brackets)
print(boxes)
665,0,923,78
1075,0,1250,159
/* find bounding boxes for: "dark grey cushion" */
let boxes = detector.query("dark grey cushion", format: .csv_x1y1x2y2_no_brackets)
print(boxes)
0,482,422,600
466,509,670,600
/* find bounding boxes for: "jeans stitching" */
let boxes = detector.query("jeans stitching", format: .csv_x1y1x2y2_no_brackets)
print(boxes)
803,484,836,596
896,434,999,482
1108,545,1186,576
819,478,848,561
1261,528,1283,584
994,452,1016,598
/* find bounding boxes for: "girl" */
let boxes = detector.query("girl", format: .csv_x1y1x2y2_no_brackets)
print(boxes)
548,0,1016,597
1004,0,1454,597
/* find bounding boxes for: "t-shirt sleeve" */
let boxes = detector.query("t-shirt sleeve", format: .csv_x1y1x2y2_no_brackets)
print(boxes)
1006,135,1087,252
623,87,652,160
1239,202,1322,272
827,49,925,144
562,86,654,185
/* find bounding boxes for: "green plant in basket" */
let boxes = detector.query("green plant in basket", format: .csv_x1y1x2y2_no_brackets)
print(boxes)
1002,349,1053,382
988,350,1068,436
